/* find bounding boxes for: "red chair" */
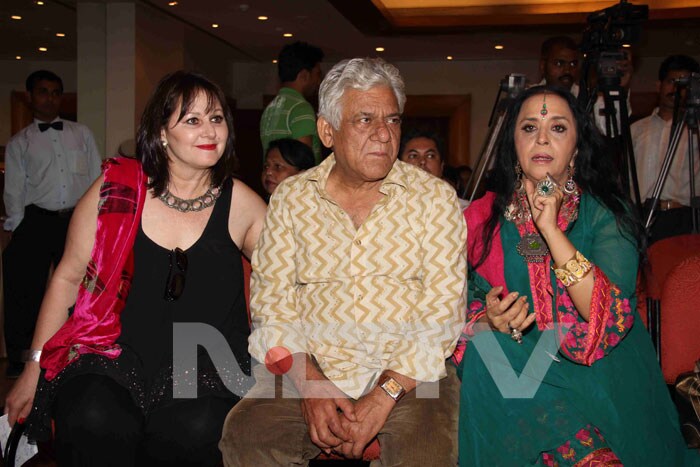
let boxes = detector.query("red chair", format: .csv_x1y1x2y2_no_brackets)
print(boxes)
659,255,700,384
242,257,381,461
643,234,700,355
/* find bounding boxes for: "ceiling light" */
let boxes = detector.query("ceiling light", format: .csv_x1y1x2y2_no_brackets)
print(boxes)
15,56,22,60
56,33,66,37
36,1,45,5
446,56,453,60
375,47,385,52
39,47,48,52
283,33,293,38
11,15,22,20
211,23,219,28
258,16,268,21
494,45,504,50
622,43,631,48
168,1,178,5
272,59,278,64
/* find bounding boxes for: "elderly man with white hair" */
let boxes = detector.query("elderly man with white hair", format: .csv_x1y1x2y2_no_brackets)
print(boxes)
220,57,466,466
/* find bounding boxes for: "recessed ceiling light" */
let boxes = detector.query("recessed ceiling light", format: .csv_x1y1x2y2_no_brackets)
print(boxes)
39,47,48,52
622,43,631,48
11,15,22,20
36,1,45,5
56,33,66,37
494,45,504,50
258,16,268,21
15,55,22,60
168,1,178,5
375,47,385,52
211,23,219,28
283,33,293,38
272,59,278,64
446,56,453,60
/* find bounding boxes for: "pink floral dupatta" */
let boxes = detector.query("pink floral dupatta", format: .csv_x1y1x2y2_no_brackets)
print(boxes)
41,157,147,380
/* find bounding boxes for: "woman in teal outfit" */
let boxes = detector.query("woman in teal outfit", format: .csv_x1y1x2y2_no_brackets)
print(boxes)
454,85,697,466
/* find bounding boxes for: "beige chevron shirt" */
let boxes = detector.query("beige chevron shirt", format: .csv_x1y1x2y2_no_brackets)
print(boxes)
249,155,467,399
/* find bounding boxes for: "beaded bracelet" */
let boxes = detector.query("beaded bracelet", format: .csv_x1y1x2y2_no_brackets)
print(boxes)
553,251,592,287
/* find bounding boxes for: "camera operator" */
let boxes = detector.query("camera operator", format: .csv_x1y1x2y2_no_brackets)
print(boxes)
538,36,581,92
632,54,700,243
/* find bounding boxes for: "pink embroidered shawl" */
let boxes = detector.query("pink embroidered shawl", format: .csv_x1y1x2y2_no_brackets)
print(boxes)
41,157,147,380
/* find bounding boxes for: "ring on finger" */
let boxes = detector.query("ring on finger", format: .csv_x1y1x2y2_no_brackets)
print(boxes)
508,324,523,344
535,176,557,198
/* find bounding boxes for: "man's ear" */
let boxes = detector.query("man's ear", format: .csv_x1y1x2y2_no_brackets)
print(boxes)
317,116,334,149
297,68,310,85
656,80,661,95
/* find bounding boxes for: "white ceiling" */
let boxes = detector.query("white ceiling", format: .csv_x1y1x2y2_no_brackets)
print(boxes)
1,0,700,64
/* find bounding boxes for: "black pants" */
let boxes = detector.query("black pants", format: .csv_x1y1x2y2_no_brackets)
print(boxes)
2,206,71,364
53,374,236,466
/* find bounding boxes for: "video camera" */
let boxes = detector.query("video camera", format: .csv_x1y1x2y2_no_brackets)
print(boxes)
581,0,648,54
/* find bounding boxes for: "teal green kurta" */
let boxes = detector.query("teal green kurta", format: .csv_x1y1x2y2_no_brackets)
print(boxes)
458,193,698,466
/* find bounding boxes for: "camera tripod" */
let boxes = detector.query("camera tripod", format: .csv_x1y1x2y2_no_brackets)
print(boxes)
644,74,700,234
463,74,527,202
578,56,642,208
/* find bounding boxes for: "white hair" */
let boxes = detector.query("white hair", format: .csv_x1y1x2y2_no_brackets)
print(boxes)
318,57,406,129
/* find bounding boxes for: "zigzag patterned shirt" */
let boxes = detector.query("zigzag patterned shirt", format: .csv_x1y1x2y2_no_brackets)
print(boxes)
249,155,467,398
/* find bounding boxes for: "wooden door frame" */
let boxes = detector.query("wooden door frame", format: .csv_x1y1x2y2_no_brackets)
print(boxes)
403,94,471,167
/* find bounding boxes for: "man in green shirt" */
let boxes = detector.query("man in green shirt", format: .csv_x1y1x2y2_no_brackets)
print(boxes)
261,41,324,163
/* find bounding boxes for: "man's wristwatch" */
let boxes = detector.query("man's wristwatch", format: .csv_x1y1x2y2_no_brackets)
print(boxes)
378,375,406,402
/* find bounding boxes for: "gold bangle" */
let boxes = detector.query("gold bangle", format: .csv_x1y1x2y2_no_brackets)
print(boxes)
553,251,592,287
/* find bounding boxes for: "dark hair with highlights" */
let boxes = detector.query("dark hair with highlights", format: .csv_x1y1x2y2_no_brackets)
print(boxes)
475,85,644,269
136,71,237,196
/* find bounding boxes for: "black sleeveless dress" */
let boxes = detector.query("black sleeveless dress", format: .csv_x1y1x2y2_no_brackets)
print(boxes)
28,179,252,439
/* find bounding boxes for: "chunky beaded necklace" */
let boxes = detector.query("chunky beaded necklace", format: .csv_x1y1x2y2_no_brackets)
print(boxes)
158,185,222,212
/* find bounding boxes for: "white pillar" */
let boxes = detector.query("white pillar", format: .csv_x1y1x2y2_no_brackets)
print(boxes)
76,2,136,158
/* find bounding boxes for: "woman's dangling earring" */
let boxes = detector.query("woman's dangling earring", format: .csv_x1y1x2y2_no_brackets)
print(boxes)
514,163,525,193
564,165,577,194
162,140,168,149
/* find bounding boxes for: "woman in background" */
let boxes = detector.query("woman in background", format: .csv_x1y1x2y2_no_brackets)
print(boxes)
261,137,315,197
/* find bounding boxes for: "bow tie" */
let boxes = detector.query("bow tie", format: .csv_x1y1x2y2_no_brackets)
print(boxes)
38,121,63,132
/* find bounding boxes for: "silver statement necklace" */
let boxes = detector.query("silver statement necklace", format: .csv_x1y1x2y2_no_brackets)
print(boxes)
158,185,222,212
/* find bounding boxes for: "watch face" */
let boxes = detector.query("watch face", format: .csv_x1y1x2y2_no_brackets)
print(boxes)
381,377,405,399
383,379,402,395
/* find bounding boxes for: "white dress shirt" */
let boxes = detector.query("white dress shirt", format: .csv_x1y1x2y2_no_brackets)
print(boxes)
632,107,700,204
3,118,102,230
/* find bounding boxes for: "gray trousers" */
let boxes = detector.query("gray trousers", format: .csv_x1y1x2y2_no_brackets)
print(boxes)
219,363,460,467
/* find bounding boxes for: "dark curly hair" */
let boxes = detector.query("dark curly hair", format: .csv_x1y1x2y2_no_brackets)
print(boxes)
475,85,644,268
136,70,237,196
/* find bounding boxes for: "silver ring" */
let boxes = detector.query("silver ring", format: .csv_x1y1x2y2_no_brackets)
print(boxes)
509,326,523,344
535,176,557,197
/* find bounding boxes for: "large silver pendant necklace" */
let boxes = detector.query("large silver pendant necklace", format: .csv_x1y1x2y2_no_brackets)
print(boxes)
158,185,222,212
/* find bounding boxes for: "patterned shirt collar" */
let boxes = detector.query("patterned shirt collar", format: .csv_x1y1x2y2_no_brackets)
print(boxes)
305,153,408,197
